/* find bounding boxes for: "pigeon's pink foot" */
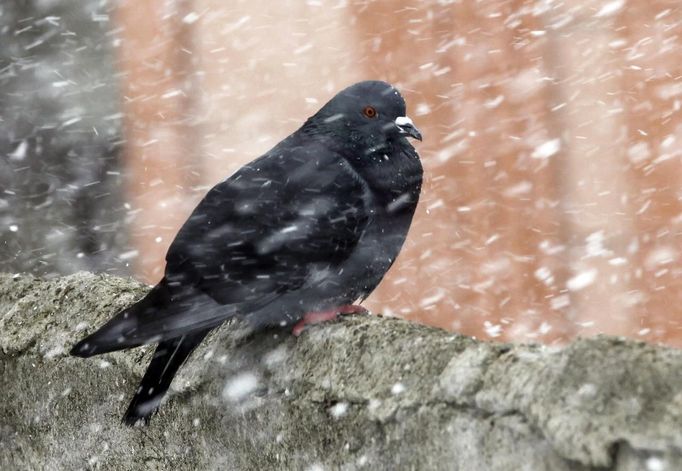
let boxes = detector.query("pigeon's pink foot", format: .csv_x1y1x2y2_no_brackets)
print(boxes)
292,304,368,336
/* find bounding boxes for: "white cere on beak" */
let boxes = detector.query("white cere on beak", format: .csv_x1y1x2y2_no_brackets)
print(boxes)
395,116,414,127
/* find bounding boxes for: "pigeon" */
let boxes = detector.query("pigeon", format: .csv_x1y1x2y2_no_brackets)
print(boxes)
70,80,423,425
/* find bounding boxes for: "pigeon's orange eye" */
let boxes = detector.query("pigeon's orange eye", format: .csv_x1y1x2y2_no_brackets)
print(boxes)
363,106,377,118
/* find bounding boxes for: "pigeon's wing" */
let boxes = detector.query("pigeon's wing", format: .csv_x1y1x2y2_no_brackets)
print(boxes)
164,146,371,316
75,148,372,347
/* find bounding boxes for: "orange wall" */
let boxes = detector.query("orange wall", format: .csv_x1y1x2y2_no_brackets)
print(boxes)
115,0,682,346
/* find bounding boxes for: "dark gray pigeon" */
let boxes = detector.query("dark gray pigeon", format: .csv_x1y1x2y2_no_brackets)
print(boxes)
70,80,423,425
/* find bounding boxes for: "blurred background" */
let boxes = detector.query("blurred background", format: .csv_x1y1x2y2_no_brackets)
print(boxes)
2,0,682,346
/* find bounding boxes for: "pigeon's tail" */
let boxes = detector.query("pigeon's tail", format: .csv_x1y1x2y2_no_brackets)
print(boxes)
123,329,210,426
70,280,173,358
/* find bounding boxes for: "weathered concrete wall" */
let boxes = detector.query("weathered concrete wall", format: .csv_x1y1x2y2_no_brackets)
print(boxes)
1,272,682,470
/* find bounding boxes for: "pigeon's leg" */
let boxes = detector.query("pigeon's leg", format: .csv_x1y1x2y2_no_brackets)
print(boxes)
292,305,368,336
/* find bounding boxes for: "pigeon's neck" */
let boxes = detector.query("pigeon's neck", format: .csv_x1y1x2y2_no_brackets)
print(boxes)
299,118,387,155
297,119,422,201
347,143,423,204
299,118,353,149
299,117,325,138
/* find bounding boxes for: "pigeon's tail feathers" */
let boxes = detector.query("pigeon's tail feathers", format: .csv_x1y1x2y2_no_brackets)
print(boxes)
122,329,210,426
70,281,172,358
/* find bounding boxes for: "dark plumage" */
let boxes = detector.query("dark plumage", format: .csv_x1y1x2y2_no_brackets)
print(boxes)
70,80,423,425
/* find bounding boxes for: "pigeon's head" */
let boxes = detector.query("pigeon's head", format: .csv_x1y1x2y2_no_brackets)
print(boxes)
310,81,422,150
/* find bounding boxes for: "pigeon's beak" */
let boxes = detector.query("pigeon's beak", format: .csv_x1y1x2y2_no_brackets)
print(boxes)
395,116,422,141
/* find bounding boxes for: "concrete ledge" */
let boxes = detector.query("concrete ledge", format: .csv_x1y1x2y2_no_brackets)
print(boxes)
1,272,681,470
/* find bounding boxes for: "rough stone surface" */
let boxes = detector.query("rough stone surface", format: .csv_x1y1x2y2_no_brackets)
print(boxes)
1,272,682,470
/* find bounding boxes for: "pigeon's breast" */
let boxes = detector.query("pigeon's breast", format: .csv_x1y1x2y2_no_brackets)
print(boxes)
345,146,422,298
345,185,420,299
